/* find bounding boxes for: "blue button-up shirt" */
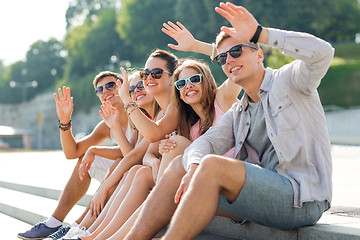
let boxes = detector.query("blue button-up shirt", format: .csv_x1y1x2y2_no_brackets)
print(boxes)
183,28,334,207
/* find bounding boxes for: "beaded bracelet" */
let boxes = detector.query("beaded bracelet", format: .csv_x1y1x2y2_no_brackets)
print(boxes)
124,101,138,111
59,120,71,131
210,42,216,63
128,106,139,116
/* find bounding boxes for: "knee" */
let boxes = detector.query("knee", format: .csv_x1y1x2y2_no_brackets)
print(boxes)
197,154,224,176
127,165,143,177
167,155,186,176
133,166,154,186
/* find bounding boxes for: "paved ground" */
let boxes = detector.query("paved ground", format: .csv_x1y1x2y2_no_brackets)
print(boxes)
0,145,360,238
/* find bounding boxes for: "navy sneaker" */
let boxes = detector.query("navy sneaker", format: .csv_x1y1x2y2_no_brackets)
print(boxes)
17,222,61,239
44,225,71,240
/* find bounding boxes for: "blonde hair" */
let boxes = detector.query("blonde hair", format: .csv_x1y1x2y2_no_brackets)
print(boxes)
128,71,160,130
172,59,217,140
215,28,259,49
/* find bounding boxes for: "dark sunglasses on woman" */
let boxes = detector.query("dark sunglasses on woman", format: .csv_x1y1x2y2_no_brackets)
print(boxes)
129,81,145,95
214,44,258,66
95,81,117,96
140,68,172,81
174,74,202,90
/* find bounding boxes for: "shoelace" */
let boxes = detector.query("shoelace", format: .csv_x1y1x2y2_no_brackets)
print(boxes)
29,223,44,231
48,226,69,238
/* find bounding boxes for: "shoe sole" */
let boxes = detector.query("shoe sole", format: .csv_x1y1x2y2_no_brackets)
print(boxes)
17,234,45,240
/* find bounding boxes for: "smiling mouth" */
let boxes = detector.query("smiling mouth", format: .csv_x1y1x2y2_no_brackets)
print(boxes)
230,66,242,73
105,95,114,101
186,90,198,97
136,94,145,101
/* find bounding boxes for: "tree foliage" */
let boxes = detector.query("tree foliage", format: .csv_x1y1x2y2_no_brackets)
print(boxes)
1,0,360,108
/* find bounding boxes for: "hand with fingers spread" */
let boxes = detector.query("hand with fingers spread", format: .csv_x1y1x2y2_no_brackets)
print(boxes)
215,2,260,42
162,21,197,52
159,134,177,155
174,164,198,204
100,101,121,130
78,148,96,180
118,67,132,105
53,86,73,124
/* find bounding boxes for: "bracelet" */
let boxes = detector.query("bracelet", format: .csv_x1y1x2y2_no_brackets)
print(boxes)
250,25,263,44
210,42,216,63
59,120,71,131
128,106,139,116
124,101,138,111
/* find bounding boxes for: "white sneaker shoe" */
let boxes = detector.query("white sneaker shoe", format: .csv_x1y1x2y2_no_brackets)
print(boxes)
60,226,86,239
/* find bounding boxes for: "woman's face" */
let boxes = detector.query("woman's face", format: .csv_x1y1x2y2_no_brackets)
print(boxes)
177,68,203,106
129,75,153,108
142,57,172,97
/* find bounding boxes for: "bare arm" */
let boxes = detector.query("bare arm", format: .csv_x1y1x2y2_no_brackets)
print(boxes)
215,79,242,113
142,142,161,183
162,21,215,57
119,69,179,142
53,86,109,159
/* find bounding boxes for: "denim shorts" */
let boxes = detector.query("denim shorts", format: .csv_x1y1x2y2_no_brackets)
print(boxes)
218,162,327,231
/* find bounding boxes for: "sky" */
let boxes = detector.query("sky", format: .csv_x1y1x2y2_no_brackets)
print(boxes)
0,0,71,66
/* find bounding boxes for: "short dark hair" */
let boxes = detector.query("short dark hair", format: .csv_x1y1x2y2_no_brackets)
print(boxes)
93,71,123,88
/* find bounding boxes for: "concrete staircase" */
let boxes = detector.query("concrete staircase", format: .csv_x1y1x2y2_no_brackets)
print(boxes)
1,150,360,239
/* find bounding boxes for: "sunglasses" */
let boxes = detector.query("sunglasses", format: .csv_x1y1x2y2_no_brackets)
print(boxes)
140,68,172,80
214,44,258,66
95,81,117,96
174,74,202,91
129,81,145,95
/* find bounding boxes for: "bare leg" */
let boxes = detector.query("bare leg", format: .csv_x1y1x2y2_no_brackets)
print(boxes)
52,157,91,222
91,166,155,240
81,165,142,238
76,159,128,230
157,135,191,182
124,156,186,240
163,155,246,240
107,205,142,240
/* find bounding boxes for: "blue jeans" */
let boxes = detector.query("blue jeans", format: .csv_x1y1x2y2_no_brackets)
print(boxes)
218,162,328,231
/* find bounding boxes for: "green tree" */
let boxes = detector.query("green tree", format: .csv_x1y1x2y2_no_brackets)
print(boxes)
117,0,176,61
64,8,125,77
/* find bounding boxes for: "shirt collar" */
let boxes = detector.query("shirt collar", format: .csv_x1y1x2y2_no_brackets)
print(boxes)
239,68,273,111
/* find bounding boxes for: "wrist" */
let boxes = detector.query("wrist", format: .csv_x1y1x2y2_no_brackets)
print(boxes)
59,118,71,125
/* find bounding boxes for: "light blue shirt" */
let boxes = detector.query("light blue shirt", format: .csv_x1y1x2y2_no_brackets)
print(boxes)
183,28,334,208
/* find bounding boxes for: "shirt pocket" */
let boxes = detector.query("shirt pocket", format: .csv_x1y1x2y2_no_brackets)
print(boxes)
271,95,299,132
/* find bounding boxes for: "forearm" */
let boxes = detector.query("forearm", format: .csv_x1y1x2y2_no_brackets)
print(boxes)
90,146,123,160
111,125,134,156
190,40,215,57
60,130,80,159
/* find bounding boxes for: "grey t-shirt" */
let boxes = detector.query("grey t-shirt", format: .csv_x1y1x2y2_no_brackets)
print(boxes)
239,100,279,171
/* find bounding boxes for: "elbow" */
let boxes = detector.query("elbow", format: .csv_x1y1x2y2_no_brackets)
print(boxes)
145,134,163,143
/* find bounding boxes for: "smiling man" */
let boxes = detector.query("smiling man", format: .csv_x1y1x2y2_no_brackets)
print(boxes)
124,2,333,240
17,71,134,240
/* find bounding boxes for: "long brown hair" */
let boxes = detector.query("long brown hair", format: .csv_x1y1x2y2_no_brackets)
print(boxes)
172,59,217,140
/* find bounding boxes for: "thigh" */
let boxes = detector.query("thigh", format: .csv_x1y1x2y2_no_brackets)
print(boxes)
218,162,327,230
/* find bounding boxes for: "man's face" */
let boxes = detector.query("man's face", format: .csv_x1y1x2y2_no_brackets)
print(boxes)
218,38,261,86
95,76,122,105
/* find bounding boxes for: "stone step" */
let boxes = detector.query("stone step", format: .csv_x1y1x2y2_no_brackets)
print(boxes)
0,186,86,226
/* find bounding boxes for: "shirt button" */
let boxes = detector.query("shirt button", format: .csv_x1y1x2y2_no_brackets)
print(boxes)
246,122,250,126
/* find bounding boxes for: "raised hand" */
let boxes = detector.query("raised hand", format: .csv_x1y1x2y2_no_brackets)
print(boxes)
162,21,197,52
119,67,131,105
53,86,73,123
99,101,120,130
215,2,259,42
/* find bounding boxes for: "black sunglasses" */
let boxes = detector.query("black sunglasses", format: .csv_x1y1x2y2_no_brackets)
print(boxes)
95,81,117,96
174,74,202,90
140,68,172,80
129,81,145,95
214,44,258,66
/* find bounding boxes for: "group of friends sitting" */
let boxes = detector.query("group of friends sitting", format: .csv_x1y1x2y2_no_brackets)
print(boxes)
18,2,334,240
